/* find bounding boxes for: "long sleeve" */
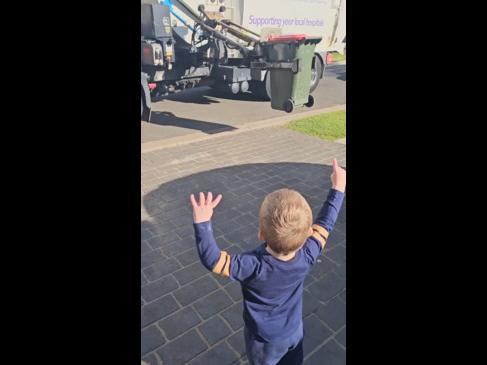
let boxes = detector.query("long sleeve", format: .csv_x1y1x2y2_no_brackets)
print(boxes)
193,220,259,281
193,221,222,271
302,189,345,265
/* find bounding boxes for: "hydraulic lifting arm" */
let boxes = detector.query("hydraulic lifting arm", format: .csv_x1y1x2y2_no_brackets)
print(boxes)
160,0,262,55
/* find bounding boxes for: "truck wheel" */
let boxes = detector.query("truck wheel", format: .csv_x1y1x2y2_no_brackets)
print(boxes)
310,56,322,94
141,93,151,122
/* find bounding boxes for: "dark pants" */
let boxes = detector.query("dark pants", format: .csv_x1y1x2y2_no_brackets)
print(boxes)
244,322,304,365
276,339,303,365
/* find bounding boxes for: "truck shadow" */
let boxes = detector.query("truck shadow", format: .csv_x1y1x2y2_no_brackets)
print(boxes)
159,86,268,104
158,88,221,105
141,162,346,363
209,89,269,102
148,111,238,134
325,64,346,81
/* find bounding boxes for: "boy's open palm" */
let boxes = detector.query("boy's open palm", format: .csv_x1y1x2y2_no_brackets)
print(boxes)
190,192,223,223
331,158,346,192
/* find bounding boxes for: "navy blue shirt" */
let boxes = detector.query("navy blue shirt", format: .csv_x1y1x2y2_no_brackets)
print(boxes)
193,189,344,343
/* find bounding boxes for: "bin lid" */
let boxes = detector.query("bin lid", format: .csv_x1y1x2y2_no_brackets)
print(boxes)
267,34,322,44
267,34,307,42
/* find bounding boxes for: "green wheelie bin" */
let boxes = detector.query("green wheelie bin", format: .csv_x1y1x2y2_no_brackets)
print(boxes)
264,34,322,113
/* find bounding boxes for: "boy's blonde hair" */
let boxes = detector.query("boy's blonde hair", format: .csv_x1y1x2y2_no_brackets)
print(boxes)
259,189,313,255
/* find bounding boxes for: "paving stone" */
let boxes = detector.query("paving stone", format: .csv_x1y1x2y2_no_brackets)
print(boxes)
227,329,246,357
173,261,209,286
224,280,243,302
141,353,160,365
198,315,232,345
175,247,200,266
173,276,218,306
141,325,165,356
141,273,148,286
141,240,153,256
147,231,180,249
325,229,346,250
188,341,240,365
304,274,316,288
221,301,244,330
194,289,233,319
335,326,346,348
309,256,337,280
162,237,196,257
308,271,346,304
143,258,181,282
334,261,346,278
303,314,333,356
141,275,179,302
303,290,321,318
305,340,345,365
315,296,346,331
141,295,180,327
157,330,207,365
327,244,346,267
174,225,194,239
158,306,201,340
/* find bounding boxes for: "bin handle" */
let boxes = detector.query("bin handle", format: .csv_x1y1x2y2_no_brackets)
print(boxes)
250,60,300,74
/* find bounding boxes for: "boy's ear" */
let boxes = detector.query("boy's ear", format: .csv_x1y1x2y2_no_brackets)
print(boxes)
308,227,313,236
258,227,264,241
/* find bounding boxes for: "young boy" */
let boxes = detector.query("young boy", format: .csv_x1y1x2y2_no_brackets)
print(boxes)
190,159,346,365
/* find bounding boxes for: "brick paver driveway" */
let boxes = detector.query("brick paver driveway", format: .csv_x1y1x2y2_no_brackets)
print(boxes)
141,126,346,365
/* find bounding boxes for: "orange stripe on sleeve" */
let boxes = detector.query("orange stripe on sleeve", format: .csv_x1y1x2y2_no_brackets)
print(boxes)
312,224,330,240
311,231,326,249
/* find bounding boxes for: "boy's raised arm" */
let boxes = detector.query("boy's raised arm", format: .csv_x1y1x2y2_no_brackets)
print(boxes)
191,192,231,277
303,159,346,264
191,192,259,281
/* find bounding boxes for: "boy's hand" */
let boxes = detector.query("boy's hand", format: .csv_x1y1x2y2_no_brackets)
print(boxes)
190,192,223,224
331,158,346,192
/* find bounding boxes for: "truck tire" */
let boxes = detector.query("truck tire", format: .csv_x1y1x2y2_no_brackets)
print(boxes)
310,56,323,94
141,91,151,122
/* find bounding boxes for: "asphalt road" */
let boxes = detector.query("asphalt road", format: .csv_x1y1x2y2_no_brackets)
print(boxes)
141,64,345,144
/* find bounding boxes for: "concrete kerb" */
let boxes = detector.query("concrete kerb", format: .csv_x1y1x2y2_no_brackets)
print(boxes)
141,104,346,154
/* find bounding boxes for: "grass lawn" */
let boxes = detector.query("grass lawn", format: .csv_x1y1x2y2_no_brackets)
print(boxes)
287,110,346,141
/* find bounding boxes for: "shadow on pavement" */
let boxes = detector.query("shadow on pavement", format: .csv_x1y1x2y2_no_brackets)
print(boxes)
208,89,269,102
159,88,221,105
148,111,238,134
141,163,346,364
159,86,268,104
325,64,346,81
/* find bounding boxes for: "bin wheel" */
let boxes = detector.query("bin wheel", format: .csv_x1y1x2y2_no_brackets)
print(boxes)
305,95,315,108
284,99,294,113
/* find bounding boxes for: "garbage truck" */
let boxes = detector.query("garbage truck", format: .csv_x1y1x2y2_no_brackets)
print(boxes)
141,0,346,119
180,0,346,99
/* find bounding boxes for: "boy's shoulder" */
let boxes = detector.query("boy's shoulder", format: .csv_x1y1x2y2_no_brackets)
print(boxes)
229,244,268,281
235,243,303,270
231,243,308,283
